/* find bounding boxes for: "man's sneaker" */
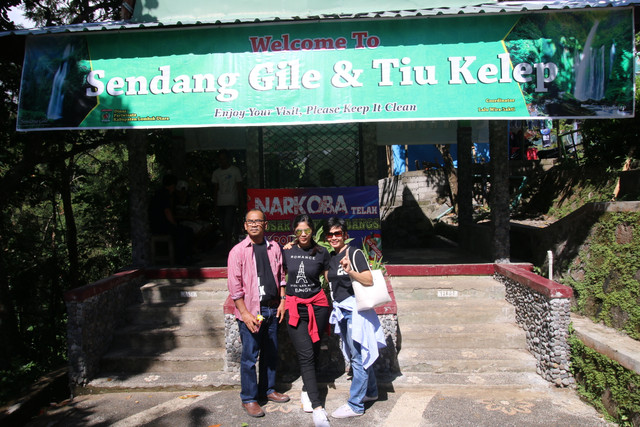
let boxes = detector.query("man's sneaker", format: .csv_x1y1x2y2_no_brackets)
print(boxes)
312,407,330,427
362,395,378,403
301,391,313,413
331,403,363,419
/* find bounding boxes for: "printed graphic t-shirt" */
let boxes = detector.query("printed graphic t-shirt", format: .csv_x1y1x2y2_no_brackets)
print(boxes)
283,244,331,298
253,240,278,303
328,247,371,303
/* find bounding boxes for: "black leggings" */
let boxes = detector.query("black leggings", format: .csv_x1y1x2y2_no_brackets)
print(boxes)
286,304,329,409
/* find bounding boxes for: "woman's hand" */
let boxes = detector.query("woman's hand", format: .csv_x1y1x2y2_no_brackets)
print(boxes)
341,249,374,285
339,252,353,273
283,241,294,250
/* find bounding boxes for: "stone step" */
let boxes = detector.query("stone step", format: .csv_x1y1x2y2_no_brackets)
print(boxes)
397,348,536,373
141,279,228,304
396,300,516,324
85,371,238,393
399,331,526,350
390,276,506,300
111,325,226,351
125,300,226,326
83,370,548,394
100,347,226,373
392,287,506,301
398,322,522,335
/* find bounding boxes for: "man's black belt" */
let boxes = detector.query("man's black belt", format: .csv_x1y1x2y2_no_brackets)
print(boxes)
260,299,279,308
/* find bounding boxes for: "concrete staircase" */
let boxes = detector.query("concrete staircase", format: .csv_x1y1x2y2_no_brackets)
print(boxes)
87,278,232,391
392,274,539,387
87,274,539,391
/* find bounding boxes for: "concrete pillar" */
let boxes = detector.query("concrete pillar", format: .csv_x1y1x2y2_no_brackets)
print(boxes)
127,130,150,267
457,123,473,252
361,123,378,186
489,120,510,262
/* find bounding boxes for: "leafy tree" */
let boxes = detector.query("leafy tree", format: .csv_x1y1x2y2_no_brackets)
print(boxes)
23,0,122,26
0,0,129,404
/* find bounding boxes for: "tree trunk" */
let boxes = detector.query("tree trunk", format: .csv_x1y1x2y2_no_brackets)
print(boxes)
0,254,24,367
436,144,459,214
128,130,150,268
59,156,79,289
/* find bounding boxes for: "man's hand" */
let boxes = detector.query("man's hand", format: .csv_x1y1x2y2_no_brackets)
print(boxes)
241,311,260,333
277,300,286,323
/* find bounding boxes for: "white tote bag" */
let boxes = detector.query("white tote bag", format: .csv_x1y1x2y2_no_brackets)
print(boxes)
348,248,392,311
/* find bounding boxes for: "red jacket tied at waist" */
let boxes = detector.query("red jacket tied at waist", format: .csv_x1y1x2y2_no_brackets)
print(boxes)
285,291,330,343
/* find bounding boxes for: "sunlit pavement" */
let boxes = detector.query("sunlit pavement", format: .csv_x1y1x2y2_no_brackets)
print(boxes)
26,379,612,427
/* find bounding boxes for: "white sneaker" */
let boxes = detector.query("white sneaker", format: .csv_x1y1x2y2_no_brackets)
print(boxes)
312,407,330,427
331,403,363,418
301,391,313,413
362,395,378,403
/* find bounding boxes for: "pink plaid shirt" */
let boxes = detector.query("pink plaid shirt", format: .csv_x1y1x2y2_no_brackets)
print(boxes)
227,235,286,320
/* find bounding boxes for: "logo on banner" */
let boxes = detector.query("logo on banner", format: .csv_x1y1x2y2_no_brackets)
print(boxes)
101,109,113,122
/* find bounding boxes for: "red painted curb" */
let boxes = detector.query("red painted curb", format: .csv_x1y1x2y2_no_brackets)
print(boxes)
385,264,496,276
494,263,573,298
64,270,144,302
145,267,228,279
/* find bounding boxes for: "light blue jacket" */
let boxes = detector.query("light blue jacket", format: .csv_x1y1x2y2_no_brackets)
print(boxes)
329,296,386,369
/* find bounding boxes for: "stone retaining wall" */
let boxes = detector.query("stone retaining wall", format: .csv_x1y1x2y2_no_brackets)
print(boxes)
494,264,574,387
64,270,145,387
378,171,449,248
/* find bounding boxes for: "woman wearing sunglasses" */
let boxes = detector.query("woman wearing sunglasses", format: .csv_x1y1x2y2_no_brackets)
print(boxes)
325,216,386,419
282,214,332,427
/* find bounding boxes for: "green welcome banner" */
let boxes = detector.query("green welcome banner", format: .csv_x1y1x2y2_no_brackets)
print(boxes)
18,8,634,130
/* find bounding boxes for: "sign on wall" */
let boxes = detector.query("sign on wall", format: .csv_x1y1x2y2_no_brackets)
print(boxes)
18,8,634,131
247,187,381,250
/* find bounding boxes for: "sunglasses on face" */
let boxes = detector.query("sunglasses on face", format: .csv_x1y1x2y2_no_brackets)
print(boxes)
295,228,312,236
326,231,344,238
245,219,265,225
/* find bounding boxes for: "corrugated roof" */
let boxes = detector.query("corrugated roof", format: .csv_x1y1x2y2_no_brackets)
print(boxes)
2,0,638,37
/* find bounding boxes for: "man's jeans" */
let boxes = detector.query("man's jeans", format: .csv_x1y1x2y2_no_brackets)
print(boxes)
338,309,378,413
238,305,279,403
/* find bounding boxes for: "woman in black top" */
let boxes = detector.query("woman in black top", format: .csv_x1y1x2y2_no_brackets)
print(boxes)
282,214,331,427
325,216,382,419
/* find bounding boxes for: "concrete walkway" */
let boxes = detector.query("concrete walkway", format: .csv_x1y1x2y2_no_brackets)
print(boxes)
25,376,612,427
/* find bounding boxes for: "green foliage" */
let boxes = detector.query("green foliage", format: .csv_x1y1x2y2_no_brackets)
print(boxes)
576,33,640,169
0,2,131,406
505,10,634,115
562,213,640,339
518,164,618,220
361,240,387,274
569,329,640,425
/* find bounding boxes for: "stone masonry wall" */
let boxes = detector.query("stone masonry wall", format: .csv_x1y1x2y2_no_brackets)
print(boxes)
378,171,449,248
495,273,574,387
64,271,145,387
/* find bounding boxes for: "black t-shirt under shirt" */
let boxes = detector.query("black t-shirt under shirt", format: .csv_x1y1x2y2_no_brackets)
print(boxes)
327,246,371,303
253,241,278,303
283,244,331,298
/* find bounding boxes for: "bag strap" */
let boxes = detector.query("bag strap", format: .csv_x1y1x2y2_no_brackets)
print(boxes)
348,247,367,274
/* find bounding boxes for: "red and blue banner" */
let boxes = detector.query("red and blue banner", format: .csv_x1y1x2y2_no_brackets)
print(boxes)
247,186,381,249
